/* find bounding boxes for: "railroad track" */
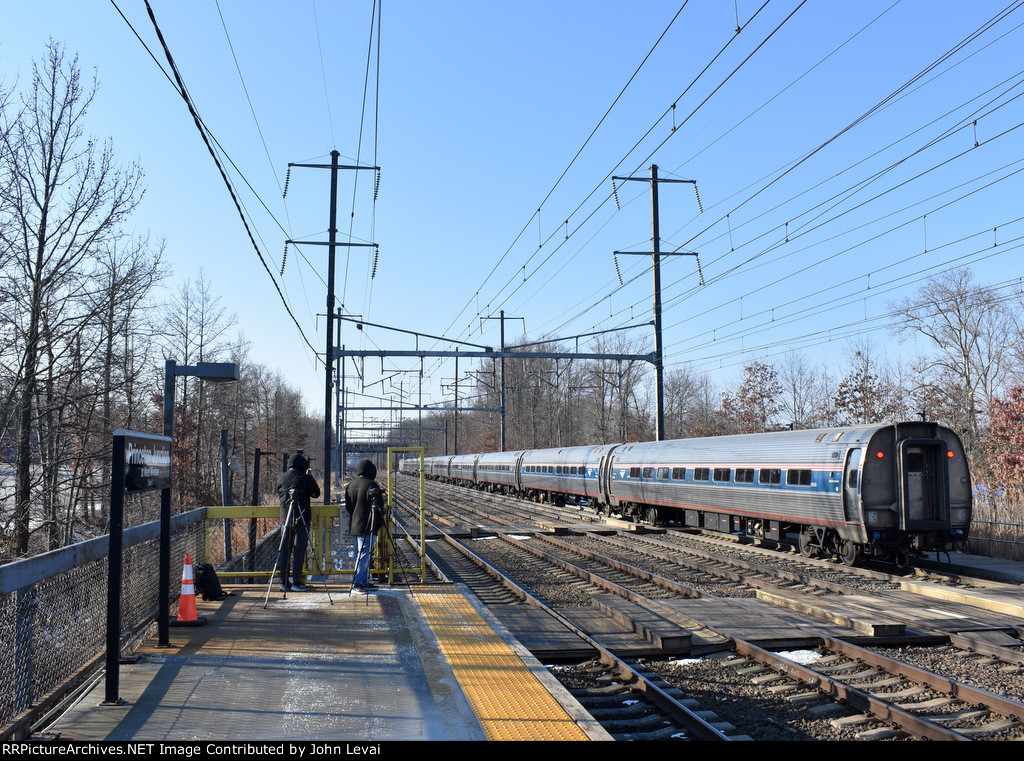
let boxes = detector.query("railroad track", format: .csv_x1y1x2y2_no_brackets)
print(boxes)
389,475,1024,740
389,488,743,740
509,530,1024,739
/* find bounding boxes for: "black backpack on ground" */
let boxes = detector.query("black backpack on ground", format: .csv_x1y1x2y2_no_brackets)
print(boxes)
195,562,230,601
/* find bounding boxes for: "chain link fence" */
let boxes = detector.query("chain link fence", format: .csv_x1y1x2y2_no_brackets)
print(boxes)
0,509,205,737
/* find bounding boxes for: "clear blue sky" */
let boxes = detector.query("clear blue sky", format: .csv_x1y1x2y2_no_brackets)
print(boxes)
4,1,1024,440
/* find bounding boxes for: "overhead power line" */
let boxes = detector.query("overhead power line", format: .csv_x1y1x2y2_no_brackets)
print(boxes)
134,0,321,360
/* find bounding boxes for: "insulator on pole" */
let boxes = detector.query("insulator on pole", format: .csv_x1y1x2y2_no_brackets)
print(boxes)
612,180,621,211
280,242,288,275
283,166,291,198
374,168,381,201
614,253,623,285
695,255,705,286
371,246,379,279
693,183,703,213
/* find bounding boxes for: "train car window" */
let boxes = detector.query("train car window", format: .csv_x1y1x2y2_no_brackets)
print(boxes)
579,464,586,474
671,467,686,480
629,467,641,478
693,468,710,481
713,468,730,482
786,469,812,486
642,467,654,479
759,469,781,484
735,468,754,483
658,467,670,479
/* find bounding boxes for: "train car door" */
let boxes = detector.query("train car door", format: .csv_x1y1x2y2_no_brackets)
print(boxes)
599,451,616,507
842,448,862,523
899,441,947,525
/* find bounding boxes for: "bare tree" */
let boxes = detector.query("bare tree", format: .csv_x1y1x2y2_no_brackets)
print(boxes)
663,365,702,439
778,351,819,430
160,270,237,506
0,42,144,556
830,341,900,426
890,268,1017,450
721,361,783,433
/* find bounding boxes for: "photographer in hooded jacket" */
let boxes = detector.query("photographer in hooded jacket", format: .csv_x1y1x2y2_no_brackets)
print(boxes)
344,459,385,594
275,451,321,592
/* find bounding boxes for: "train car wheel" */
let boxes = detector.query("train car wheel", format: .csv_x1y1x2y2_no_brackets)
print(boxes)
798,530,816,558
645,506,659,526
838,540,860,567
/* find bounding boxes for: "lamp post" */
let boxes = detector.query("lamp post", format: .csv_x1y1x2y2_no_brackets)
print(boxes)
159,360,239,647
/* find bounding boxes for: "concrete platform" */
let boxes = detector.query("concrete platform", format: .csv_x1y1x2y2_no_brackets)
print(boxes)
919,550,1024,585
45,584,606,742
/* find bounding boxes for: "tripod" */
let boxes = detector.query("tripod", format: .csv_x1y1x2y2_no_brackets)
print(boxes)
264,489,334,608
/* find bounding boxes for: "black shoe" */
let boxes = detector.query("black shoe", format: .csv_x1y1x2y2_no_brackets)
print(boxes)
290,583,310,592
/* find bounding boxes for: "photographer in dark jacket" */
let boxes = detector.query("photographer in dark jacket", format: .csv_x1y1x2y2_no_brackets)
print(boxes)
344,459,384,594
276,452,321,592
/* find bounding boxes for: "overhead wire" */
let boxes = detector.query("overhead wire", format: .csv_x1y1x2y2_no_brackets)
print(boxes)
433,0,702,344
135,0,321,361
431,0,797,379
311,0,337,148
470,0,798,333
545,2,1024,362
421,0,777,388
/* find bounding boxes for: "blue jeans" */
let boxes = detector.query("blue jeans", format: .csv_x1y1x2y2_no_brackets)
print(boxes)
353,533,376,587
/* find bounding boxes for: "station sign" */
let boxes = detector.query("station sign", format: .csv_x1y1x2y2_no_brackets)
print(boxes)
114,429,172,493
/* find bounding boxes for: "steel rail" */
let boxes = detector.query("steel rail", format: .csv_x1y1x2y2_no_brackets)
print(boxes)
395,475,1024,738
614,529,1024,669
527,531,1024,737
389,484,734,740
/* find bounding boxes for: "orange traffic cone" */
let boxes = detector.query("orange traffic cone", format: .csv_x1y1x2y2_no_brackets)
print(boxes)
170,554,207,627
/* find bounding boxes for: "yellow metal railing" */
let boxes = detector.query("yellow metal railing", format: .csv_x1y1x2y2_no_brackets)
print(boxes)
204,449,427,583
386,447,427,584
203,504,341,579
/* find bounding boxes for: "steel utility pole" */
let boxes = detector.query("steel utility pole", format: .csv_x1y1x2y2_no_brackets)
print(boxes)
613,164,703,441
286,151,378,504
482,310,524,452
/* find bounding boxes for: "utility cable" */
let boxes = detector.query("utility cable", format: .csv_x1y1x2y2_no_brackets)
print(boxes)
141,0,320,360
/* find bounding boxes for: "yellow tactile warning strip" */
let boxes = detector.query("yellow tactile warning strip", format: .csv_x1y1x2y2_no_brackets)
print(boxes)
414,587,590,741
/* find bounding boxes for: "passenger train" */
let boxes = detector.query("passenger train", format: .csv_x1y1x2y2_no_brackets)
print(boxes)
399,421,972,567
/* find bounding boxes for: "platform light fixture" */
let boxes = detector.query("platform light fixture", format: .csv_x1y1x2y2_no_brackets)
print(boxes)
158,359,239,647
